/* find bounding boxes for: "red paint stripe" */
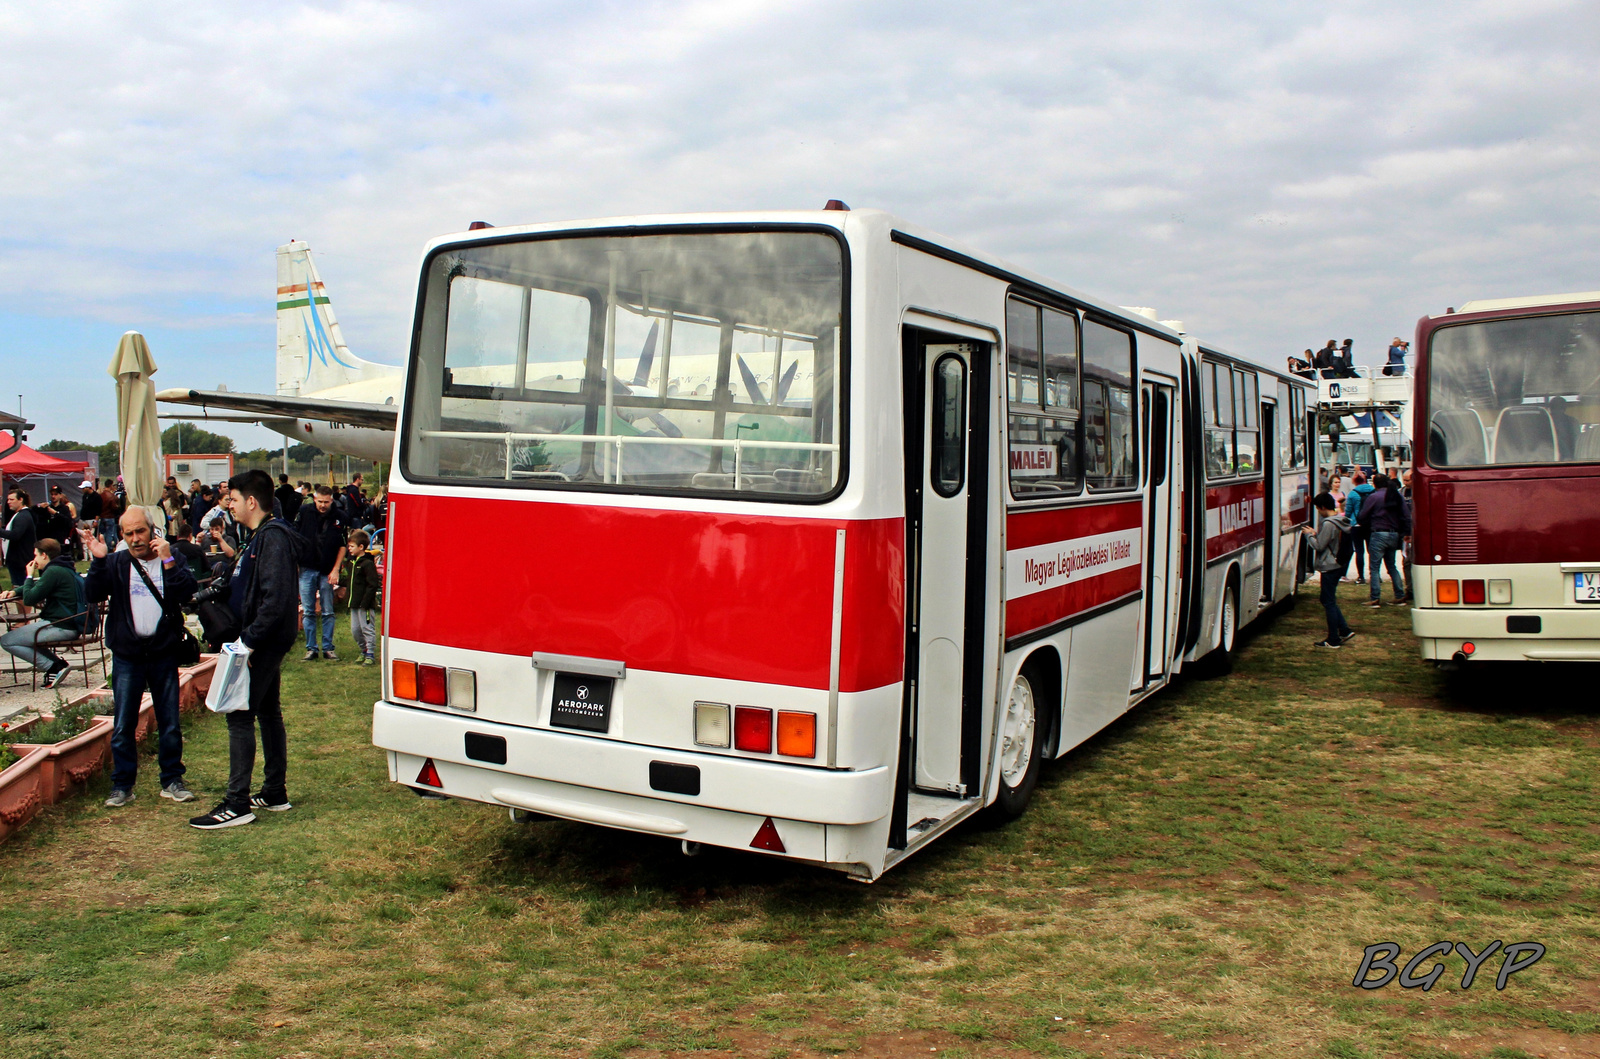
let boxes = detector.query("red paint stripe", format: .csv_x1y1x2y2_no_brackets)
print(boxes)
1005,567,1140,639
386,493,904,692
1205,479,1266,561
1006,499,1142,549
1003,499,1145,639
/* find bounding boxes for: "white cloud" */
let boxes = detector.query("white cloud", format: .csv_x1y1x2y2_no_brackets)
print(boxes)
1,0,1598,446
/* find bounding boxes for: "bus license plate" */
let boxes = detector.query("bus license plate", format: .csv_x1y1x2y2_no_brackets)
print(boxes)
550,674,614,732
1577,572,1600,603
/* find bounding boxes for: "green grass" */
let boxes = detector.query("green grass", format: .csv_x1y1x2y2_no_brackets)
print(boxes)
0,586,1593,1057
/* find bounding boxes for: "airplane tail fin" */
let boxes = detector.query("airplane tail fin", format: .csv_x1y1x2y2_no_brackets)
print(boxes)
276,241,390,396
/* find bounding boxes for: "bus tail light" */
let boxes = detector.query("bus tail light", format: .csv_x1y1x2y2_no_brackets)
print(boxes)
1488,579,1512,604
419,664,448,706
1462,641,1476,655
734,707,772,753
416,758,443,787
392,659,418,700
776,711,817,758
1463,579,1486,605
694,702,731,748
1436,579,1459,604
447,669,476,711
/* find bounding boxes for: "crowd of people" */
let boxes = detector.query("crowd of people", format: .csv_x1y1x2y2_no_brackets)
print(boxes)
1286,337,1411,380
1302,467,1413,649
0,468,386,831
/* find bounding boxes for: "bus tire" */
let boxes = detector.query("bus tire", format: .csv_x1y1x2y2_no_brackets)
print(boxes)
1199,583,1238,677
988,664,1043,820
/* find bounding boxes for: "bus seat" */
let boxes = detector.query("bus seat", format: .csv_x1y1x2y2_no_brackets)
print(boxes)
1575,426,1600,460
1492,406,1557,464
1428,408,1487,466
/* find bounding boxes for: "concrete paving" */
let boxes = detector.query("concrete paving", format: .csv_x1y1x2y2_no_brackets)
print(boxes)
0,666,108,726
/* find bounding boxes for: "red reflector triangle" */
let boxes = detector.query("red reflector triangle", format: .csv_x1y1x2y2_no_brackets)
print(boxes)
750,817,785,853
416,758,443,788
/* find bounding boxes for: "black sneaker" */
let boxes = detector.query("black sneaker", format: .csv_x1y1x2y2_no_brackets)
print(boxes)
189,803,256,830
322,650,338,661
302,649,319,662
1339,629,1357,644
250,793,292,812
42,664,70,689
1313,639,1341,649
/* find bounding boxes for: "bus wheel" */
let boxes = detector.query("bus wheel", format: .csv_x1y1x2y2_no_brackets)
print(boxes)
990,666,1042,820
1220,586,1238,655
1199,584,1238,677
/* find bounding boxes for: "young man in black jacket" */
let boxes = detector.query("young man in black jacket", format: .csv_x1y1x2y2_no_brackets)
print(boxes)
189,470,301,830
83,508,199,806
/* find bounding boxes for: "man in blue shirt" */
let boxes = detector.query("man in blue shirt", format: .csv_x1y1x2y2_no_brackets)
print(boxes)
1383,338,1408,376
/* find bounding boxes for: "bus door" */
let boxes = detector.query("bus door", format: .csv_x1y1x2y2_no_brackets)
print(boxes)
901,329,989,796
1142,379,1177,684
1259,399,1277,601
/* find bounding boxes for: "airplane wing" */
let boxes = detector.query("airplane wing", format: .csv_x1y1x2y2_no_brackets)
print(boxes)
156,388,399,431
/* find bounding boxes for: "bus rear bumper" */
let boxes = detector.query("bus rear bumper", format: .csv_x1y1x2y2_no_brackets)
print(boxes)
372,701,893,864
1412,608,1600,661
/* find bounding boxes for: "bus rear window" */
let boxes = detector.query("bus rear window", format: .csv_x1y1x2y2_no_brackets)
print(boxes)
403,230,845,498
1427,310,1600,467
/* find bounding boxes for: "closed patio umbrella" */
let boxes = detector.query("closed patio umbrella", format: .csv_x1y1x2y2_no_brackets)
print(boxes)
109,331,165,527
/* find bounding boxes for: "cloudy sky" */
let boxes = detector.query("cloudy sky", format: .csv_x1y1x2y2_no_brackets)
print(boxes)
2,0,1596,451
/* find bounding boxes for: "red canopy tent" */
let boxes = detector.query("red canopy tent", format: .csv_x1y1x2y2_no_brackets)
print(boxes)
0,434,92,516
0,434,89,478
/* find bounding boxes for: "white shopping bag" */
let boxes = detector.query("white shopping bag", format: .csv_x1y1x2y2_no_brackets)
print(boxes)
205,641,253,714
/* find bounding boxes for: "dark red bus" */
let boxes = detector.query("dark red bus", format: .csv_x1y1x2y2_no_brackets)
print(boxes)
1411,291,1600,663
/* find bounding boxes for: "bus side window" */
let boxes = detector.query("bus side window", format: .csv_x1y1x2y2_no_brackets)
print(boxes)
1083,320,1135,489
1233,369,1259,474
1204,360,1235,478
1006,295,1083,498
931,354,966,497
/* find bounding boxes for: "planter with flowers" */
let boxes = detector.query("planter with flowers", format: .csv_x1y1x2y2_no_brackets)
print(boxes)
0,739,49,843
6,700,114,806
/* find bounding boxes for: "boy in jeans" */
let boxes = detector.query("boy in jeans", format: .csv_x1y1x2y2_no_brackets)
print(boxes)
1302,492,1356,649
345,530,380,666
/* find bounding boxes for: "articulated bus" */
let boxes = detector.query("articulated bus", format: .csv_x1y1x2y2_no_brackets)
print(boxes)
1411,291,1600,664
372,209,1313,880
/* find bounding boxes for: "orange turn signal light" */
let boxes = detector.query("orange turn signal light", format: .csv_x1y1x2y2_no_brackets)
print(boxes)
1436,579,1459,604
776,711,817,759
392,659,418,700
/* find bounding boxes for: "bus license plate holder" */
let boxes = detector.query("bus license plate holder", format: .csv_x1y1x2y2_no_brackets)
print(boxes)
550,673,615,732
1576,572,1600,603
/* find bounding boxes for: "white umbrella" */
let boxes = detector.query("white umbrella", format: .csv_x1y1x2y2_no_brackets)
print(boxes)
109,331,165,526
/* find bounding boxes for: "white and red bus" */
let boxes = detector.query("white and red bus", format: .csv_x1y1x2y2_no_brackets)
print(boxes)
1410,291,1600,663
372,208,1313,880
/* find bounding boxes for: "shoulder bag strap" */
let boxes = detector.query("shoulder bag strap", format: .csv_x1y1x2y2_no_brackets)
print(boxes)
130,556,177,620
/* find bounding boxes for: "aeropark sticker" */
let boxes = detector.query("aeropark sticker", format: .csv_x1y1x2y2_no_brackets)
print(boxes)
1205,497,1266,539
550,673,614,733
1006,526,1142,600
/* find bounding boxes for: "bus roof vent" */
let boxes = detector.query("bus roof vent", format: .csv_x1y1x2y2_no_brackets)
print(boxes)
1122,306,1159,321
1159,319,1185,334
1458,291,1600,313
823,199,850,211
467,220,494,230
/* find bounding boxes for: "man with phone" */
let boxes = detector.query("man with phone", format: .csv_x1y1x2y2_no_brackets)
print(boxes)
187,469,299,830
83,509,198,807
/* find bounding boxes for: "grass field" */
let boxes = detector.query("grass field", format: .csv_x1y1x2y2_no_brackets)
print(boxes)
0,586,1596,1059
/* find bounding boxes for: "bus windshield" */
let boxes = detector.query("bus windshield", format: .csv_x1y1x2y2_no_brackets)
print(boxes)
1427,310,1600,467
403,229,845,498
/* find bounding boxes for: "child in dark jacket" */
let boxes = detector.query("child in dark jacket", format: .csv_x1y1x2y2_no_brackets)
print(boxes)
344,530,380,665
